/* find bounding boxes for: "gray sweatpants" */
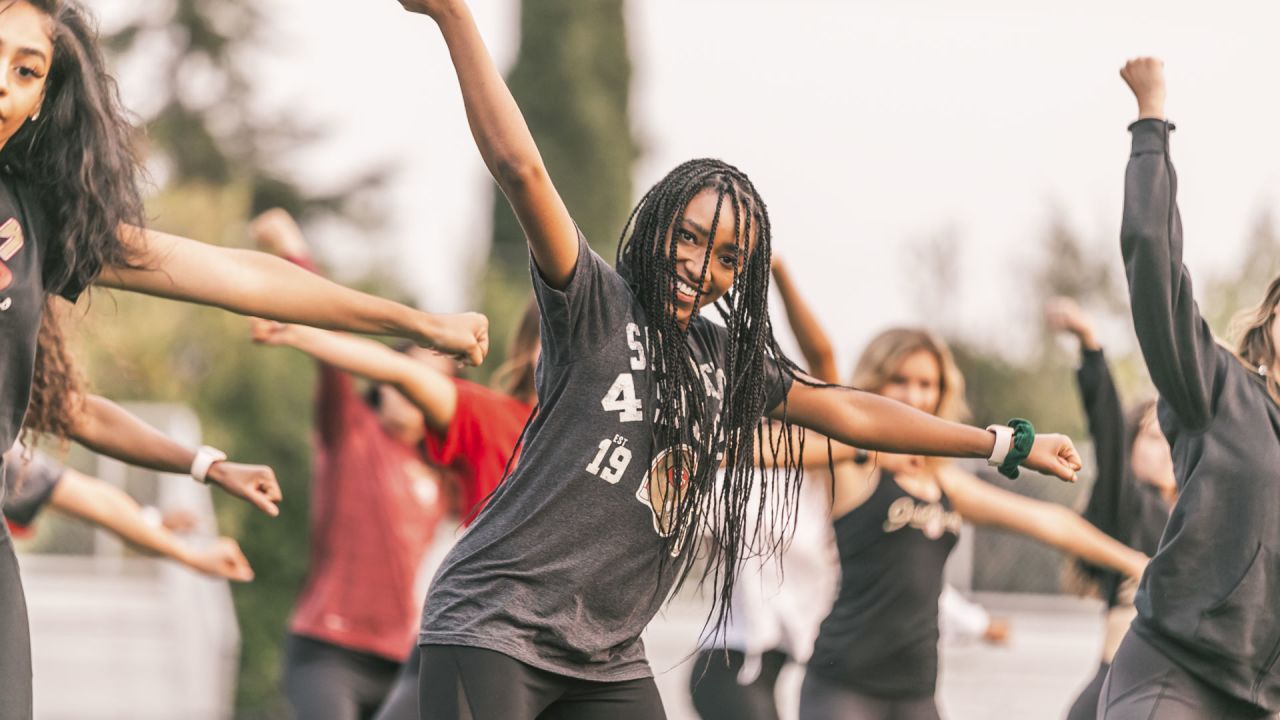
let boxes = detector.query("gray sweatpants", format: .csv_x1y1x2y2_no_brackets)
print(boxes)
0,524,33,720
1099,632,1276,720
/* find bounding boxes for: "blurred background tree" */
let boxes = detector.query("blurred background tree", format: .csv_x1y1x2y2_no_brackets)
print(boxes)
84,1,395,715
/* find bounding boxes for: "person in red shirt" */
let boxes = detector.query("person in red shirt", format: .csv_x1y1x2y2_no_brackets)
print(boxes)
251,211,455,720
249,210,538,720
250,302,538,720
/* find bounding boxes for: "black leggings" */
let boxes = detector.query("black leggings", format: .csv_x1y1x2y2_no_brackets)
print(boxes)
0,526,32,720
283,634,402,720
372,646,420,720
1099,632,1275,720
416,645,666,720
688,648,787,720
1066,662,1109,720
798,671,940,720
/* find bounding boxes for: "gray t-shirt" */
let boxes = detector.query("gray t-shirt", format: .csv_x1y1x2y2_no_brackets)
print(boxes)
2,449,64,526
419,235,791,681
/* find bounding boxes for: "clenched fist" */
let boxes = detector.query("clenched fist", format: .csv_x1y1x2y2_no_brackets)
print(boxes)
1120,57,1166,121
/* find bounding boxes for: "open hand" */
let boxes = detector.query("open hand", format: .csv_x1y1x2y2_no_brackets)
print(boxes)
206,461,283,517
1120,57,1166,121
187,537,255,582
1023,433,1083,483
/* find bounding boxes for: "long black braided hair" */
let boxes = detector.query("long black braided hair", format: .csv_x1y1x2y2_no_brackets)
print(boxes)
616,158,825,637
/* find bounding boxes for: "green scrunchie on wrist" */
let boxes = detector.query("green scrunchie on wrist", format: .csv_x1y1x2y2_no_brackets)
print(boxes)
997,418,1035,479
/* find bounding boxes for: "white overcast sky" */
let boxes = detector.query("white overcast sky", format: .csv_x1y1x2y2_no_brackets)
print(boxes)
107,0,1280,367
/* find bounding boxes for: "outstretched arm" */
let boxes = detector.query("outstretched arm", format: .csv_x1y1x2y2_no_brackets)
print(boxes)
48,469,254,582
1118,58,1222,429
252,320,459,434
939,467,1147,579
68,395,283,517
771,257,840,384
97,226,488,366
397,0,579,288
1047,297,1131,542
777,383,1083,483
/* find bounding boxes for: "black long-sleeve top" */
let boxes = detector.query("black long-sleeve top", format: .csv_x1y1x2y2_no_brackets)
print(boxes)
1075,348,1169,609
1123,119,1280,712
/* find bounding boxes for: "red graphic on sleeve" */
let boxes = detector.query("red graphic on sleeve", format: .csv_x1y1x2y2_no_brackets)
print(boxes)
0,218,25,292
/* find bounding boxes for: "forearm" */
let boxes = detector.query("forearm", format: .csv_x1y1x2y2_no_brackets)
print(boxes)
70,396,194,475
1076,350,1128,538
434,5,547,190
1040,506,1146,577
282,325,457,431
101,228,433,343
802,388,994,459
772,264,839,383
52,475,194,566
284,326,410,386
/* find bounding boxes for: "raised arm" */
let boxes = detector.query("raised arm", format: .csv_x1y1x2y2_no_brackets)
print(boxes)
397,0,579,288
48,469,254,582
68,395,283,517
97,225,488,366
939,466,1147,579
1046,298,1130,542
252,320,459,434
778,383,1082,483
1118,58,1222,429
771,257,840,384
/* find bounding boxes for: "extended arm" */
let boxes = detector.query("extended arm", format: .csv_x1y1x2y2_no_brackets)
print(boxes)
1118,58,1222,428
771,257,839,384
68,395,283,516
398,0,579,288
252,321,459,434
777,383,1082,482
97,226,488,365
940,467,1147,578
1047,298,1130,541
48,469,253,581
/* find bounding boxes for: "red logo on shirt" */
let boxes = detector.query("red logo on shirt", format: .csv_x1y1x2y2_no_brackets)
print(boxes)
0,217,25,292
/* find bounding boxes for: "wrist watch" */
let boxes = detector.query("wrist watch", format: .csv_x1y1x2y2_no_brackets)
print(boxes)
190,445,227,484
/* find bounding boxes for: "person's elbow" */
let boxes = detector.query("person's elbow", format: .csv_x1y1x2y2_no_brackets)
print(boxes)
494,156,549,195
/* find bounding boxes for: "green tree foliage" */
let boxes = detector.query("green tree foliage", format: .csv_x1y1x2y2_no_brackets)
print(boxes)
482,0,636,373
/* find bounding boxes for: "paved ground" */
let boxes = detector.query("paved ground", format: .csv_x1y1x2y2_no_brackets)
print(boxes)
644,592,1107,720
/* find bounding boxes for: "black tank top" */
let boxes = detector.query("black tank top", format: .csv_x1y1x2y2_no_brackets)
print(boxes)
807,470,961,698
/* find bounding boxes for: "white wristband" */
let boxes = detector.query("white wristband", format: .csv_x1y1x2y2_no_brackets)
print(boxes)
190,445,227,484
985,425,1014,467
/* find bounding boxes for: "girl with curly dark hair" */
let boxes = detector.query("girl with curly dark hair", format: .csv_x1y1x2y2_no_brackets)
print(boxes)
0,2,489,714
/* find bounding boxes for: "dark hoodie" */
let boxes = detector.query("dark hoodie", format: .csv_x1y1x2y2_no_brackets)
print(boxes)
1075,348,1170,608
1122,118,1280,711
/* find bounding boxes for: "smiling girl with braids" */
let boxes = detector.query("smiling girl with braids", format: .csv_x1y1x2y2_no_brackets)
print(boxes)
392,2,1084,718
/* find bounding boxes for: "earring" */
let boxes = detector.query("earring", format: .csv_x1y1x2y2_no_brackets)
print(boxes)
30,111,40,122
